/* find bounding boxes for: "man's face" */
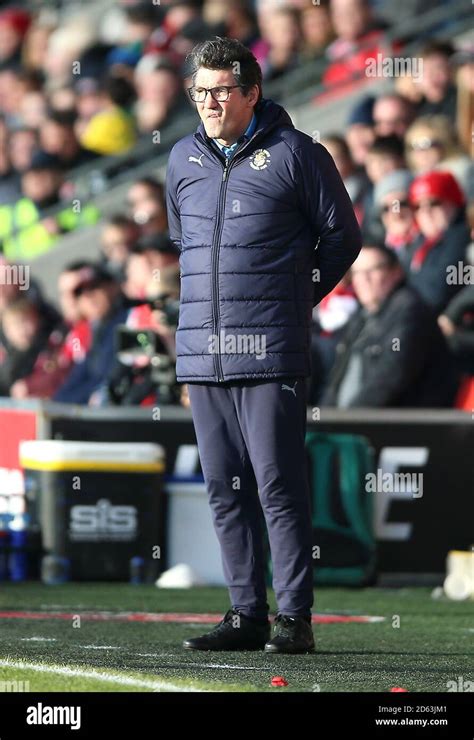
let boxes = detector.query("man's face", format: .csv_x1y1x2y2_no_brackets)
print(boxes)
2,310,39,351
380,190,414,238
264,10,300,52
351,249,400,312
373,99,410,138
414,199,457,240
330,0,370,42
346,124,375,167
0,269,18,311
21,169,61,201
192,68,258,145
58,270,83,323
125,253,151,298
137,69,178,104
101,224,134,265
301,5,332,48
407,126,444,174
78,284,115,322
420,54,451,101
127,183,165,231
365,153,400,184
10,130,37,171
40,121,76,158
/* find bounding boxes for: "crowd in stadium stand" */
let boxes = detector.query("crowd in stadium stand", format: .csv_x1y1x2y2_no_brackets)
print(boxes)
0,0,472,410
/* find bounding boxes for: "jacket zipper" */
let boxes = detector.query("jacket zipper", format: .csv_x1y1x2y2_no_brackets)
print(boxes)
197,132,260,382
211,157,229,381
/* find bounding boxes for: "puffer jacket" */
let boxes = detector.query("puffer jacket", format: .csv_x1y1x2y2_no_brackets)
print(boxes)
165,97,362,383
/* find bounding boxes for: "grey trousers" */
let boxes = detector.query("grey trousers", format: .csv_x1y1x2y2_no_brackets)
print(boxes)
187,376,314,619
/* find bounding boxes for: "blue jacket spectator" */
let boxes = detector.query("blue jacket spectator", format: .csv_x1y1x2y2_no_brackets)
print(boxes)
54,265,128,404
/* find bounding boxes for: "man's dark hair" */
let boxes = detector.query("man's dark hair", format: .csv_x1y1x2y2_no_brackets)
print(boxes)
105,74,137,108
131,177,165,202
44,109,77,128
369,135,405,160
419,40,455,60
105,214,137,230
61,260,95,274
360,244,401,269
185,36,263,104
125,3,163,26
231,0,258,26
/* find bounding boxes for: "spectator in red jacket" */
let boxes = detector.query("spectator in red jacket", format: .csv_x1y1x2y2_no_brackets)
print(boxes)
57,261,93,366
323,0,389,90
402,171,470,313
54,264,129,405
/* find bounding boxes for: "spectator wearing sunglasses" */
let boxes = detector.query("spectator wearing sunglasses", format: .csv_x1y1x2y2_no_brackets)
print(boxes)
401,171,470,314
374,169,419,252
405,115,474,201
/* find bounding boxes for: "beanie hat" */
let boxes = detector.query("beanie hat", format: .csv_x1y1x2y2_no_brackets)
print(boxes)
409,171,465,208
374,169,414,210
347,95,375,127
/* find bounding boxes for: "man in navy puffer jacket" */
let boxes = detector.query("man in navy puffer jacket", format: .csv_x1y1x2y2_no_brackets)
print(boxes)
166,37,362,653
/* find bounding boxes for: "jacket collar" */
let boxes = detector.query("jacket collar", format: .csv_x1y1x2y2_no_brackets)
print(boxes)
194,98,294,160
213,111,257,155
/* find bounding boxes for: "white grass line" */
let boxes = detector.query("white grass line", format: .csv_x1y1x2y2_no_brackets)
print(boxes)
184,663,266,670
0,659,207,692
20,638,57,642
136,655,268,670
78,645,121,650
136,653,178,658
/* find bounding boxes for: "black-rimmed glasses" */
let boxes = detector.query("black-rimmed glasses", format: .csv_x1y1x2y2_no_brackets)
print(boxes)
187,85,242,102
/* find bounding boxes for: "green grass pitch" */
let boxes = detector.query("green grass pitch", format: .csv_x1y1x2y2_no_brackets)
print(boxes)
0,584,472,693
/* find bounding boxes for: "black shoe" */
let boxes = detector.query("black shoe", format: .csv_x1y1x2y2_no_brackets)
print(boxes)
264,614,315,654
183,608,270,651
